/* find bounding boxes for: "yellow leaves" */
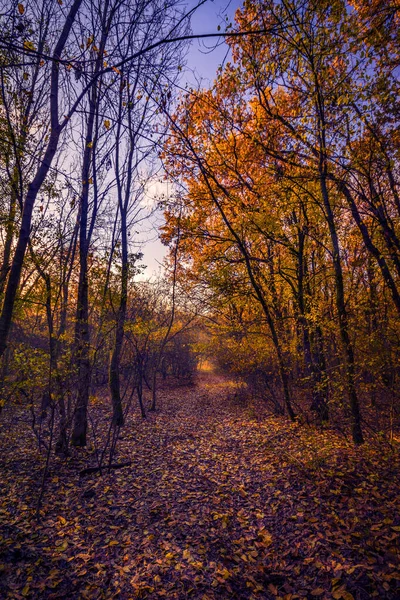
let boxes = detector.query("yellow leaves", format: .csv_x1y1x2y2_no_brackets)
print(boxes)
182,549,192,561
23,40,36,52
104,119,111,130
237,484,247,498
119,565,130,574
332,591,354,600
3,361,400,598
76,553,92,561
87,141,93,148
258,528,273,546
56,540,68,552
219,567,231,580
331,579,355,600
22,584,29,596
221,514,230,528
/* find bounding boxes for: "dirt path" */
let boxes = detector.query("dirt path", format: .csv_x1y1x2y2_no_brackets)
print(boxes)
1,373,399,599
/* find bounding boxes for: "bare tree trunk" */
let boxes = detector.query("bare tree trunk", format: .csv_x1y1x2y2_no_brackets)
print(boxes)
319,173,363,444
311,68,363,442
136,357,146,419
0,0,83,359
71,146,92,446
0,182,18,302
296,232,329,422
29,243,69,454
71,97,96,446
336,179,400,317
72,1,112,446
109,222,127,426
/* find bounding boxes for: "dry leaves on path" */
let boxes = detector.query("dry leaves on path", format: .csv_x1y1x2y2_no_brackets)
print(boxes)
1,373,399,599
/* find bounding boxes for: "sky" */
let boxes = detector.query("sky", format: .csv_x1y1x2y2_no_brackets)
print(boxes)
186,0,242,85
137,0,243,279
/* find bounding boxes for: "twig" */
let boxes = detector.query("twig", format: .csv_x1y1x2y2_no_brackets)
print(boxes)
79,461,131,477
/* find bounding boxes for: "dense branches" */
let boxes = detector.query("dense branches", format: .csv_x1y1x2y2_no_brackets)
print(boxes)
162,0,400,444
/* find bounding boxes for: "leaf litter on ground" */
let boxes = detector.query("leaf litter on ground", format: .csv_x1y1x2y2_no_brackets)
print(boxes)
0,373,399,599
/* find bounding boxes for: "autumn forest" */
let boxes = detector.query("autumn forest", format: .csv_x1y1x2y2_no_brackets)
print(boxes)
0,0,399,598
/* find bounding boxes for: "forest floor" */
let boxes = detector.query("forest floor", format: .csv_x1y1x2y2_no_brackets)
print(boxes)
1,372,400,600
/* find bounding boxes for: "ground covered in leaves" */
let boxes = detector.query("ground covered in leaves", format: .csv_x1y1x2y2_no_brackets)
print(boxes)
1,373,400,599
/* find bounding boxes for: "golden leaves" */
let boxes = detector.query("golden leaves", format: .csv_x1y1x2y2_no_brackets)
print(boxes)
56,540,68,552
2,374,400,598
23,40,36,52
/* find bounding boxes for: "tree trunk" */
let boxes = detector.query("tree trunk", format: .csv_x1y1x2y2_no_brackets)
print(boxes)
0,0,83,359
71,8,111,445
337,179,400,317
319,174,363,444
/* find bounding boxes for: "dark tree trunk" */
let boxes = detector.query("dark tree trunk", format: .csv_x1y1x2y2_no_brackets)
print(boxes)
319,174,363,444
71,101,95,447
0,0,83,359
336,179,400,317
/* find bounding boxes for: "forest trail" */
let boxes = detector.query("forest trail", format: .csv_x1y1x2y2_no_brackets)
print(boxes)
1,373,400,599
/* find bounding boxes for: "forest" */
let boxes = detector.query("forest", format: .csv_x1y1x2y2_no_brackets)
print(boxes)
0,0,399,598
